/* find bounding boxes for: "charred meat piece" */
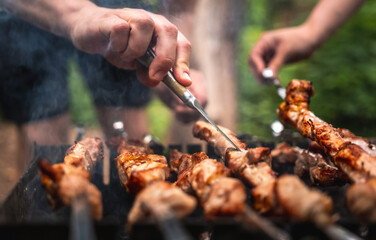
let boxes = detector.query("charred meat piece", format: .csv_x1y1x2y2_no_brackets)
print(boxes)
63,137,103,171
39,159,103,220
278,79,376,183
64,142,93,171
38,137,104,220
113,143,196,231
189,158,231,206
171,151,247,219
127,180,196,228
347,178,376,223
203,177,246,218
338,127,376,156
276,175,333,225
225,147,271,174
174,152,209,194
271,142,301,166
194,120,334,224
272,142,349,186
78,137,104,164
169,149,185,174
107,137,154,155
115,151,170,194
193,121,246,156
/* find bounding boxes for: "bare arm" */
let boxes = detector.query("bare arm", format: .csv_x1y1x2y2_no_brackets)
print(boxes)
1,0,92,39
1,0,193,87
304,0,365,47
249,0,365,83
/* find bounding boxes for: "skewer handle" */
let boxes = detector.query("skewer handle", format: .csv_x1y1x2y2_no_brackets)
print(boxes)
70,194,97,240
158,217,193,240
241,207,291,240
322,224,364,240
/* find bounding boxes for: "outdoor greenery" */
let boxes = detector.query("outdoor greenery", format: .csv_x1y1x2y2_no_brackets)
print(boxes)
238,0,376,140
63,0,376,141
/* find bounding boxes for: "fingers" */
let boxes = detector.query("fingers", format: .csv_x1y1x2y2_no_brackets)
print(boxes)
172,32,192,86
249,40,268,84
267,47,285,77
99,17,130,53
148,14,179,85
95,9,192,88
135,62,159,87
121,10,155,68
175,69,206,123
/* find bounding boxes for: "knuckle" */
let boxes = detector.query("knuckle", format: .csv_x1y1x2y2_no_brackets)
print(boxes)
134,11,155,29
180,41,191,52
162,24,178,38
158,56,175,69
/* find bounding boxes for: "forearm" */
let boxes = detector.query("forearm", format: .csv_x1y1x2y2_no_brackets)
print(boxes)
303,0,365,47
1,0,97,39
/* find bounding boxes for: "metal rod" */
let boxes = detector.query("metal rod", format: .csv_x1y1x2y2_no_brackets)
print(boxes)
157,217,193,240
192,100,241,151
138,48,242,151
322,224,364,240
262,68,286,99
240,206,292,240
69,194,97,240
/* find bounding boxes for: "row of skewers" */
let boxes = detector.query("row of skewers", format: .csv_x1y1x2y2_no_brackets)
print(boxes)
36,79,376,239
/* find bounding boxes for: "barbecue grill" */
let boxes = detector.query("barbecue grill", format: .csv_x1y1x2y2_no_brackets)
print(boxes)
0,135,375,240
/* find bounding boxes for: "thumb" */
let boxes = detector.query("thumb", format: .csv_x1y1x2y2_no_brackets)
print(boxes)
267,48,286,78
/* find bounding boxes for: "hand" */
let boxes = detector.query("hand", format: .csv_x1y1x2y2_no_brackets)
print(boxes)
248,25,319,83
69,7,192,88
155,69,207,123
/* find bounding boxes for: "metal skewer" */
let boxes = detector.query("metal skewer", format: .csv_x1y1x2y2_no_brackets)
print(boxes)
138,48,241,151
70,194,97,240
262,68,286,99
240,206,292,240
262,68,286,137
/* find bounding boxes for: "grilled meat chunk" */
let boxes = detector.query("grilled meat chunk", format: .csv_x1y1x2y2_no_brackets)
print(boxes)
79,137,104,164
39,159,102,220
190,159,231,204
115,151,170,194
347,178,376,223
278,79,376,183
271,142,349,186
203,177,246,218
172,151,247,219
38,137,104,220
193,121,246,156
169,149,185,174
276,175,333,225
64,142,93,171
107,137,154,155
127,180,196,228
113,142,196,229
194,120,334,223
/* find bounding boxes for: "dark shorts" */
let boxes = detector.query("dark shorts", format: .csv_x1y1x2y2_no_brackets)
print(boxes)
0,12,151,125
0,13,72,124
75,51,152,108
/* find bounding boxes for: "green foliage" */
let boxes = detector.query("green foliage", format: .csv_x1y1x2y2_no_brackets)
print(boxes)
67,59,98,126
238,0,376,139
146,96,172,140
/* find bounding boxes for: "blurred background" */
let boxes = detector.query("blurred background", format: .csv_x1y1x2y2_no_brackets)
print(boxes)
0,0,375,201
66,0,376,140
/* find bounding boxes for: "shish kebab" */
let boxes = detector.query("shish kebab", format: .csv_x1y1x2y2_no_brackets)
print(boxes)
38,137,103,221
113,139,196,239
278,79,376,223
169,150,291,240
193,121,363,240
